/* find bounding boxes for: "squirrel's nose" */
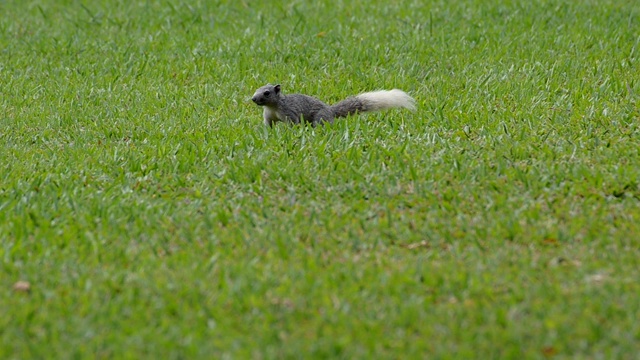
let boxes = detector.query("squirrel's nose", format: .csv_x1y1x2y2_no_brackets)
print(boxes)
251,96,257,103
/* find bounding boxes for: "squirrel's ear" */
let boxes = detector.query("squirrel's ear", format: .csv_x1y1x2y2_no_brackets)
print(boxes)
274,84,281,94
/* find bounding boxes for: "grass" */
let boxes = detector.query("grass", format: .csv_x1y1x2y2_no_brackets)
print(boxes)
1,0,639,358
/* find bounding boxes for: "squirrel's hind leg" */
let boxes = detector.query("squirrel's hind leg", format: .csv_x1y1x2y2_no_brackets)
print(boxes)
312,109,335,127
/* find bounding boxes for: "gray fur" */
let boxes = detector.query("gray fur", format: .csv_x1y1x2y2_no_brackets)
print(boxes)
251,84,414,127
331,97,366,118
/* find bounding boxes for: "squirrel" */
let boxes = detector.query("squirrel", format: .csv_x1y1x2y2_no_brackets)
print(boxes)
251,84,416,127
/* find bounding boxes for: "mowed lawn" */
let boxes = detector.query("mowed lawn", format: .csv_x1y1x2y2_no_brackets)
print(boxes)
1,0,639,358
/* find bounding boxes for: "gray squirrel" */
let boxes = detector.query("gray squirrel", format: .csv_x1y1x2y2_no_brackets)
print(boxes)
251,84,416,127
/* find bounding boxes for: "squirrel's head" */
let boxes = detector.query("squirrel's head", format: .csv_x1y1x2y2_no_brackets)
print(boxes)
252,84,281,106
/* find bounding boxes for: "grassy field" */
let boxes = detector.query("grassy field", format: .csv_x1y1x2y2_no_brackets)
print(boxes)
1,0,639,358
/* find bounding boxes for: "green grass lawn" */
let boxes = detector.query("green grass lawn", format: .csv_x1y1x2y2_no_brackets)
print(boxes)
1,0,639,358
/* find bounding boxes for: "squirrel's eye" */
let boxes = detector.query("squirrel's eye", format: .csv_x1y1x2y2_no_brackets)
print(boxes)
264,91,270,96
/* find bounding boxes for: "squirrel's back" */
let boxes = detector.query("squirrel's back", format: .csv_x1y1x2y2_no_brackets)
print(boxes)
281,94,328,123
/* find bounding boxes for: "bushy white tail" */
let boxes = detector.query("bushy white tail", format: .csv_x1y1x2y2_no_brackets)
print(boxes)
356,89,416,112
